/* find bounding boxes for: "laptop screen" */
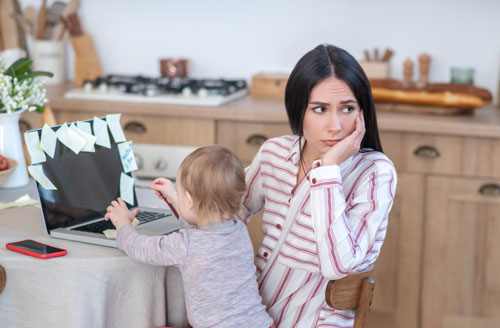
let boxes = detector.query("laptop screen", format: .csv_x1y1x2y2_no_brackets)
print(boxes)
33,120,137,231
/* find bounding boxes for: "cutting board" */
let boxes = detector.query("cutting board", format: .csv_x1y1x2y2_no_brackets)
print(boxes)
375,102,475,115
0,0,27,51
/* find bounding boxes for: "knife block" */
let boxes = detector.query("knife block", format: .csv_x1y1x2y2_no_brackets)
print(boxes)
70,33,102,86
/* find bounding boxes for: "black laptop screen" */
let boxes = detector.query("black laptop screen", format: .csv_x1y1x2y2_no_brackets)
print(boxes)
34,120,137,231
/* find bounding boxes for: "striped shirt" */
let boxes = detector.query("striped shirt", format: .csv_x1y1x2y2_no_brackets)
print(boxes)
243,135,397,327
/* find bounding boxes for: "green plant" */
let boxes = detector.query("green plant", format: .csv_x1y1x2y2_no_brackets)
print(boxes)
0,58,54,114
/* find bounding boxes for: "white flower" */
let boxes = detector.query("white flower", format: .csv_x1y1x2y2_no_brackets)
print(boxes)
0,62,49,114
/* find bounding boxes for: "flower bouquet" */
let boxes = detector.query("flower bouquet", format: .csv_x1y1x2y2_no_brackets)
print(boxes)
0,57,53,114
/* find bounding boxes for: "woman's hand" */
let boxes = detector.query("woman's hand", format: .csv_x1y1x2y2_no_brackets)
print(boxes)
104,197,139,231
321,110,366,166
150,178,177,206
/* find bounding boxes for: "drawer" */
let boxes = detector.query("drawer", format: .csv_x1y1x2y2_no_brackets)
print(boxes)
54,111,215,146
120,114,215,146
380,132,500,178
216,121,291,166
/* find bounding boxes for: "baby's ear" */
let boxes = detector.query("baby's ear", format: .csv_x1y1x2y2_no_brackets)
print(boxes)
185,191,194,209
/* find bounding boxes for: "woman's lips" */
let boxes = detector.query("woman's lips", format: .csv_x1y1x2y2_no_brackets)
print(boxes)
322,140,340,146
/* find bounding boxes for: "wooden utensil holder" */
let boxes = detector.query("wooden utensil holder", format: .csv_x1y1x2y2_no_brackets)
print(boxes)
70,33,102,86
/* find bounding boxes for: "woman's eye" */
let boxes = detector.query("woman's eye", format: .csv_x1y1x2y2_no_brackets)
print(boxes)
312,106,326,113
342,106,355,113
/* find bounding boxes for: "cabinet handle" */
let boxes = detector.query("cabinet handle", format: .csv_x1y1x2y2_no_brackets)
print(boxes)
478,183,500,196
414,145,440,159
19,119,31,133
124,122,146,134
246,134,268,146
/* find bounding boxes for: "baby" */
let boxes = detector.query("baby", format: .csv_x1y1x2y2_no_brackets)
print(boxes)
105,145,272,328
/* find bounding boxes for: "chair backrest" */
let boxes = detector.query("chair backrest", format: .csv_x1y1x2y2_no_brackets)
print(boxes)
325,266,375,328
0,265,5,294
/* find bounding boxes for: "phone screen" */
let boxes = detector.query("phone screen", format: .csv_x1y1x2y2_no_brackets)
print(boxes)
9,240,65,254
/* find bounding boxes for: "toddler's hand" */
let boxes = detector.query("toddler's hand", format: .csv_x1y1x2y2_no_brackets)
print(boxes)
151,178,177,205
104,197,139,231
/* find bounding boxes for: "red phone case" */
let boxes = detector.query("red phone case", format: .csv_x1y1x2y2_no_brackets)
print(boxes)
6,239,67,259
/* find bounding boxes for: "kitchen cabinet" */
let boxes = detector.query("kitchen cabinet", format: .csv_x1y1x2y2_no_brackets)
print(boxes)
46,86,500,327
371,129,500,328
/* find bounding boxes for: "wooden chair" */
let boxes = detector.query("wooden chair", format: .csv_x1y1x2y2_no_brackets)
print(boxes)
325,266,375,328
0,265,5,294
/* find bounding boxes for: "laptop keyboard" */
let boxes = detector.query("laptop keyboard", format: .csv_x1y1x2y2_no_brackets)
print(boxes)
72,211,169,234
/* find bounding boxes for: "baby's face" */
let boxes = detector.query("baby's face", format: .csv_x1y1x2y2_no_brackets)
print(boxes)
176,170,196,224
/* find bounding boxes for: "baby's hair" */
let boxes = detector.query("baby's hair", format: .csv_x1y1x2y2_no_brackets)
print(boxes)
179,145,246,224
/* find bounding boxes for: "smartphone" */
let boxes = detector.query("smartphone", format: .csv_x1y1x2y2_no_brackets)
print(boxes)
6,239,67,259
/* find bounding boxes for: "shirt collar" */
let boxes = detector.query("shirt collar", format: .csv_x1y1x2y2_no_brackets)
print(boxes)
287,135,303,166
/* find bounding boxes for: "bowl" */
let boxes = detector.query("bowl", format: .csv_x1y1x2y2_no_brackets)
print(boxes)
0,158,19,186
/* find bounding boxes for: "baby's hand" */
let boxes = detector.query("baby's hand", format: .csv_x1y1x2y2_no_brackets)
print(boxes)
151,178,177,205
104,197,139,231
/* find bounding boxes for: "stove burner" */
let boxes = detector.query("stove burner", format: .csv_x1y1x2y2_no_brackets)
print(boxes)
83,75,248,97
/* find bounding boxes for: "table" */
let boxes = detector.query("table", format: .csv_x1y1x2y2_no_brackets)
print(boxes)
0,180,187,328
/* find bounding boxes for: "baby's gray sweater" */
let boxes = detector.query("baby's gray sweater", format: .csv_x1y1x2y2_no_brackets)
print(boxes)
117,219,272,328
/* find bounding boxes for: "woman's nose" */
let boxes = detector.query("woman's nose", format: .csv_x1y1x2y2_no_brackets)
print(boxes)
326,112,341,132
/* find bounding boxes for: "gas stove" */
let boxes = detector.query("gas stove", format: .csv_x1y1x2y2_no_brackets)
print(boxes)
64,75,248,107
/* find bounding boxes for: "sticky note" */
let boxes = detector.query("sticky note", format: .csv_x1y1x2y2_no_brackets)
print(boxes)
40,124,57,158
24,131,46,164
56,123,86,154
28,165,57,190
75,121,97,152
120,172,135,205
103,229,117,239
106,113,126,143
117,141,138,173
93,116,111,148
70,123,97,152
103,218,140,239
0,194,39,210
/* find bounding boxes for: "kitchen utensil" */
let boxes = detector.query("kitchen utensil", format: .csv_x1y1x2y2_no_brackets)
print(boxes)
403,59,414,83
51,0,79,40
381,49,394,62
159,58,189,78
418,54,431,85
44,1,65,39
23,5,37,31
10,12,34,38
37,0,47,39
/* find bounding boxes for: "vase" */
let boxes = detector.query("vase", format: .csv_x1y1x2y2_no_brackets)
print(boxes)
0,110,29,188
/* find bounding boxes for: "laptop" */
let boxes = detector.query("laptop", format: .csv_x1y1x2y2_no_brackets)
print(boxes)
29,119,183,248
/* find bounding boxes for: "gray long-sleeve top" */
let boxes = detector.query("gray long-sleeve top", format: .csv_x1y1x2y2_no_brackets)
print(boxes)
117,219,273,328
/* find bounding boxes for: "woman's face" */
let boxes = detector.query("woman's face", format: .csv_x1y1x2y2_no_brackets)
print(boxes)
302,76,361,160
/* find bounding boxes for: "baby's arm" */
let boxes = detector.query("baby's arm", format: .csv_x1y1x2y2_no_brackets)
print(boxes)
116,225,188,267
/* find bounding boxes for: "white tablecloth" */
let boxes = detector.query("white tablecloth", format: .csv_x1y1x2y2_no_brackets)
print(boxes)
0,180,187,328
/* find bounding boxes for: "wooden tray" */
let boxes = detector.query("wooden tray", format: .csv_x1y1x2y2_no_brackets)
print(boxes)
375,102,476,115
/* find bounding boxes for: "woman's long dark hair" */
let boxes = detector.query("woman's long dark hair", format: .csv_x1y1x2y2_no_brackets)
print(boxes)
285,44,383,153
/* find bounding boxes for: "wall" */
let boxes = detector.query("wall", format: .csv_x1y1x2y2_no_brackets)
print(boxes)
20,0,500,103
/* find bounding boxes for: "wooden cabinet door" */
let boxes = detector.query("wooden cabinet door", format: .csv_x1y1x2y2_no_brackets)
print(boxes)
369,173,424,328
422,176,500,328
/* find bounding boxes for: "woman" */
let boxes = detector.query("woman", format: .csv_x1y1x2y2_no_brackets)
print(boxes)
243,44,397,327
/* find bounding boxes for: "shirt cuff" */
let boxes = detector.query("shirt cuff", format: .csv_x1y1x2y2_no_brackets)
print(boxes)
309,161,342,182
